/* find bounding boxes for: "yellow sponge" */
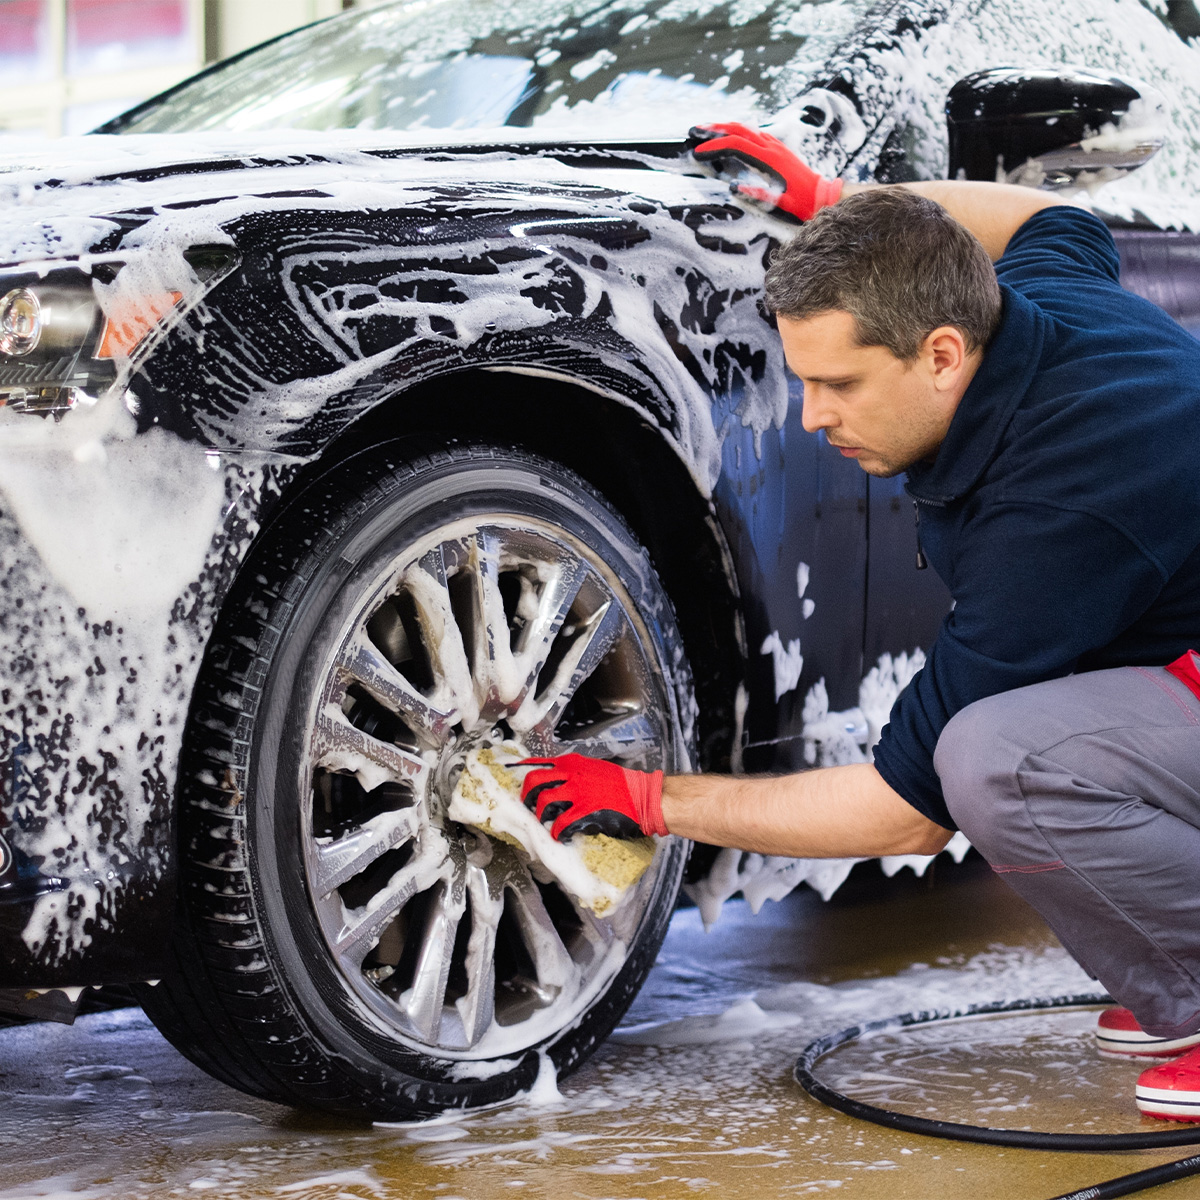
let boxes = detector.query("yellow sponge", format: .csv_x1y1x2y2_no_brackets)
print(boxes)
449,745,655,917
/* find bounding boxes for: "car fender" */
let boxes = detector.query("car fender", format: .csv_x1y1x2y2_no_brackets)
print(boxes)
130,165,791,499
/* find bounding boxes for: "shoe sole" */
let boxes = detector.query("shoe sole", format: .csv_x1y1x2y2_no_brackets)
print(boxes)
1136,1085,1200,1122
1095,1030,1200,1057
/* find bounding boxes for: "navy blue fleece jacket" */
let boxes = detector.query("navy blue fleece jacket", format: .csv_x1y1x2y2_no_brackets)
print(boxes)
871,206,1200,830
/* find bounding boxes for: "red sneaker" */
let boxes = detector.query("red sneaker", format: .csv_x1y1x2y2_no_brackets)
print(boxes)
1095,1007,1200,1058
1137,1045,1200,1122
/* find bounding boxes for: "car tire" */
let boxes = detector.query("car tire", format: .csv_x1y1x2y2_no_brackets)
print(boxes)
135,442,694,1119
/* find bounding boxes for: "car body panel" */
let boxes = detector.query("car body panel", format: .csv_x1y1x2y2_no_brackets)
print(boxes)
0,457,291,984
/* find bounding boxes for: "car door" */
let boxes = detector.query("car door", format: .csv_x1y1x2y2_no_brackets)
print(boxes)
1116,230,1200,343
713,374,869,774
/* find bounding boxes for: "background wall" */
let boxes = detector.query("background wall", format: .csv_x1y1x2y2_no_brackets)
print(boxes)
0,0,359,140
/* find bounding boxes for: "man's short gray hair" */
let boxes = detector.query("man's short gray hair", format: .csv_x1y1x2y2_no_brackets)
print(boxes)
764,188,1002,360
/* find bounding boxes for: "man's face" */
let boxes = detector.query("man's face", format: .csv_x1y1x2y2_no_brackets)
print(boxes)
778,310,968,478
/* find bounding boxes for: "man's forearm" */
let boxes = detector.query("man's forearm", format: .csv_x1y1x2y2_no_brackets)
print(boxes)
843,179,1072,261
660,762,954,858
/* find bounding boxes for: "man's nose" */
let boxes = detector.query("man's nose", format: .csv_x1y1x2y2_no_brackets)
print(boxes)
800,383,835,434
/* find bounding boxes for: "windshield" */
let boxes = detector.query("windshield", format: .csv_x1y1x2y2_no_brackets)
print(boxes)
103,0,869,138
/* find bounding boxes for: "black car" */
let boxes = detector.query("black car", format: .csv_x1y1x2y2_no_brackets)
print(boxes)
1,0,1198,1118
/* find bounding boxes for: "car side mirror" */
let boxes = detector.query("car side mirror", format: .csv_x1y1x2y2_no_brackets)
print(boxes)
946,68,1165,189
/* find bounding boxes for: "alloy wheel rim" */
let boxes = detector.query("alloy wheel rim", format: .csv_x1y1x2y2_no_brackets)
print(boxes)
298,515,675,1057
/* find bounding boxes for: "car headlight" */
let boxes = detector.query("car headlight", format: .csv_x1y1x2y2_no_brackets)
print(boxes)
0,288,44,356
0,246,236,419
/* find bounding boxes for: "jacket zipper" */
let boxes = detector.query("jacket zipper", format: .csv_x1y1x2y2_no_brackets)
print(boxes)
912,500,927,570
910,497,948,570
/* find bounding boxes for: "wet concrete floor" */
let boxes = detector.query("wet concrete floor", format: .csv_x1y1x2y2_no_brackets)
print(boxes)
1,854,1194,1200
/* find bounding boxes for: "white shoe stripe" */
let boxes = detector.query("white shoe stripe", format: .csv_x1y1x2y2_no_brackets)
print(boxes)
1136,1087,1200,1105
1096,1030,1200,1053
1137,1102,1200,1120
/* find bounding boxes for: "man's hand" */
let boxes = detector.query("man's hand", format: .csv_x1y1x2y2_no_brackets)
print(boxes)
688,122,843,222
517,755,667,842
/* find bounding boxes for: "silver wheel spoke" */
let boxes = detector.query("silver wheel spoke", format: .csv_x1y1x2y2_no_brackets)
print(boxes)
511,598,624,738
312,806,420,899
508,866,577,994
509,558,587,711
339,635,456,745
575,905,618,963
456,862,503,1046
335,845,449,968
404,546,479,727
313,710,427,790
399,878,466,1044
464,530,511,716
553,710,658,763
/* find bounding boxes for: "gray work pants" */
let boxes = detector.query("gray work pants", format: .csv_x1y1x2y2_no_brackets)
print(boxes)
935,665,1200,1039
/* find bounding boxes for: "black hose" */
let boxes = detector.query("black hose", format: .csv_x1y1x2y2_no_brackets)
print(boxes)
1050,1155,1200,1200
794,992,1200,1199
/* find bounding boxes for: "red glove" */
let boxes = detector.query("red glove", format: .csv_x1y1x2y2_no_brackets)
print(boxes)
688,122,843,223
516,755,667,842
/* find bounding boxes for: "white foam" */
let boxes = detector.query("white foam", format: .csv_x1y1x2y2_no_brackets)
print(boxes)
616,941,1093,1049
524,1050,564,1107
760,630,804,701
848,0,1200,230
685,650,969,928
0,409,226,627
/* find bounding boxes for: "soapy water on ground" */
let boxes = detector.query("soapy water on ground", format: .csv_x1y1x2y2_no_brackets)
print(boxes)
0,857,1187,1200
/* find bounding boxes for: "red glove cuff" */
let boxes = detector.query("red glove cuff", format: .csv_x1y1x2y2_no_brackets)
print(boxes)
812,174,844,213
630,769,668,836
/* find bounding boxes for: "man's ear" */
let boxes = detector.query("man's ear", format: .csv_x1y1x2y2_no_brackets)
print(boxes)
922,325,968,389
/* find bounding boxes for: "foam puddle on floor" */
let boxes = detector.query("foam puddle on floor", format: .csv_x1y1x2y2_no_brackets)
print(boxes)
0,869,1177,1200
813,1007,1131,1132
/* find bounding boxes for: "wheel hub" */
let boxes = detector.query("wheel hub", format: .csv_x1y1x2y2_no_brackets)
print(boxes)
429,726,522,823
